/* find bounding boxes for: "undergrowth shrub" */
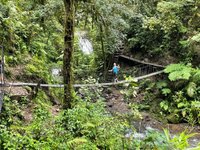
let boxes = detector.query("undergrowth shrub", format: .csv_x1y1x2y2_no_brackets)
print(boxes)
0,96,23,126
60,99,131,149
77,77,105,102
25,56,52,82
1,76,199,149
158,64,200,124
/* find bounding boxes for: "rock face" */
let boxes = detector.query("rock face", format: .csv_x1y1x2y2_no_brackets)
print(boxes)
166,113,181,124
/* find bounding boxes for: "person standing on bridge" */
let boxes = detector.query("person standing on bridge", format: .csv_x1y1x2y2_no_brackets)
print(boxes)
110,63,120,82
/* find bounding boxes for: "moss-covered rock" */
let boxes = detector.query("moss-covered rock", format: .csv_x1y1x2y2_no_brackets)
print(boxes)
167,113,181,124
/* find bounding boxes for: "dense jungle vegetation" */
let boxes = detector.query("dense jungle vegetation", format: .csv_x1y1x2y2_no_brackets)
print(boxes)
0,0,200,149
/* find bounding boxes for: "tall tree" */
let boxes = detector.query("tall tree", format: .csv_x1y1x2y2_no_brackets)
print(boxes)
63,0,75,109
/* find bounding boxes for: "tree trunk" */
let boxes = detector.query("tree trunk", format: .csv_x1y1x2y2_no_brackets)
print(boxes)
99,24,106,80
63,0,75,109
40,0,46,30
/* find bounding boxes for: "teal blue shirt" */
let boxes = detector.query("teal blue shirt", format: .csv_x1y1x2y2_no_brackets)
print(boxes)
113,66,119,74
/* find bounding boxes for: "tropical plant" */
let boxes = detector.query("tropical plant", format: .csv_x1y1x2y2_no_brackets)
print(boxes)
158,64,200,124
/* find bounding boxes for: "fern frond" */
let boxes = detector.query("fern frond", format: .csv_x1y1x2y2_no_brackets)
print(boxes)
67,137,88,147
192,70,200,83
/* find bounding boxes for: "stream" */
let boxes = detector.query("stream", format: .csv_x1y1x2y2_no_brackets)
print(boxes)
105,87,200,148
132,113,200,148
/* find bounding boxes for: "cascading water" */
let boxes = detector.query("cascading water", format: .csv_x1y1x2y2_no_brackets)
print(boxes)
52,68,61,76
51,31,93,79
77,31,93,55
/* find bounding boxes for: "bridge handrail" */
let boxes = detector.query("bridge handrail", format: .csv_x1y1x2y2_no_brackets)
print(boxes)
119,55,165,68
0,70,164,88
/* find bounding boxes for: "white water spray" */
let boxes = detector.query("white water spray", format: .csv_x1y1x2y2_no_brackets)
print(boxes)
77,31,93,55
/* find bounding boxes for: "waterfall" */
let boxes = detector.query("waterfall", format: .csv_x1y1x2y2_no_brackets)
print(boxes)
77,31,93,55
52,68,61,76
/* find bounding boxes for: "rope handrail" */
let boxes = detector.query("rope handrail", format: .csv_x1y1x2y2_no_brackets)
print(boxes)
119,55,165,68
0,70,164,88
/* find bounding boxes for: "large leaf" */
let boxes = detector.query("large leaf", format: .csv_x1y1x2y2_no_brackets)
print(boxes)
162,88,171,96
165,64,193,81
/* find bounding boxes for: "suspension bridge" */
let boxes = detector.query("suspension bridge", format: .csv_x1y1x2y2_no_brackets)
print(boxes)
0,46,165,112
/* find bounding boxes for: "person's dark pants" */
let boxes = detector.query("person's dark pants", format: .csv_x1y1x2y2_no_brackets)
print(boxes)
113,73,118,82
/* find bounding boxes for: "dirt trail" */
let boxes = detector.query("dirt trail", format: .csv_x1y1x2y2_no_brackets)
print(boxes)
105,87,130,114
50,105,61,116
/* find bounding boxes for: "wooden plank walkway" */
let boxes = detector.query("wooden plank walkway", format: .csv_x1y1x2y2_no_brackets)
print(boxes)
0,70,164,88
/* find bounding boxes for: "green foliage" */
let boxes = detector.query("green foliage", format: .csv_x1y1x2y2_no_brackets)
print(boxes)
161,88,171,96
25,56,52,82
120,76,138,103
158,64,200,124
61,100,129,149
190,32,200,43
1,0,200,149
0,96,23,126
164,64,193,81
160,101,169,111
0,96,133,149
1,80,200,149
132,128,197,150
0,0,63,67
140,64,200,125
164,129,196,150
77,77,105,102
127,0,200,61
137,129,172,150
67,137,98,150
